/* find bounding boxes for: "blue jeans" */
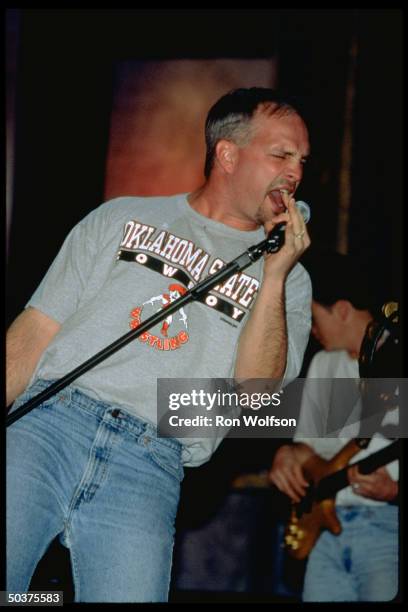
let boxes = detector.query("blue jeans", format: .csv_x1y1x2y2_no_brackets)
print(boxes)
7,379,184,602
303,505,399,602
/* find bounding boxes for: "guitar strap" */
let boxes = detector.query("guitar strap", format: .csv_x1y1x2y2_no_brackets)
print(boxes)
358,302,400,438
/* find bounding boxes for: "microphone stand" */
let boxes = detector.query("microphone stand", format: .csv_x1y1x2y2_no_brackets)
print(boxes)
7,224,286,427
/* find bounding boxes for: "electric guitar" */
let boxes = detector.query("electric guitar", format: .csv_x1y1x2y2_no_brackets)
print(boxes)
232,438,400,560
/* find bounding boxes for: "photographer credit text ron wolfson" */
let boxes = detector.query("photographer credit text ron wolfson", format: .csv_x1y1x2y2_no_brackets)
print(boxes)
165,388,297,428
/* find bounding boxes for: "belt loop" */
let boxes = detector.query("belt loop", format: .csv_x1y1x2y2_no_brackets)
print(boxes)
58,385,72,404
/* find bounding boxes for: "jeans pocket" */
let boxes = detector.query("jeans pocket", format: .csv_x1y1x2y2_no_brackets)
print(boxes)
148,442,184,483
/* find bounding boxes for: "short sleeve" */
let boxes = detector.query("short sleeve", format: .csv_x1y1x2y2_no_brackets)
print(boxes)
26,202,112,323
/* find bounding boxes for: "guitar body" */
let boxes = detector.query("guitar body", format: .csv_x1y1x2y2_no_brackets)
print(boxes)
285,440,363,560
231,438,399,561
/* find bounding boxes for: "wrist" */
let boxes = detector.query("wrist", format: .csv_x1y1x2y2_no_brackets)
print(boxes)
292,442,315,463
388,481,399,503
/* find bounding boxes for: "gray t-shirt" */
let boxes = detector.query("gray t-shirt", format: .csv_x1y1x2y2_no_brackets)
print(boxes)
26,193,312,465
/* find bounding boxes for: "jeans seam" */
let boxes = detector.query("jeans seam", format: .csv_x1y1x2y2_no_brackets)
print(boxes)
148,446,182,482
69,537,81,603
85,431,120,501
70,399,105,426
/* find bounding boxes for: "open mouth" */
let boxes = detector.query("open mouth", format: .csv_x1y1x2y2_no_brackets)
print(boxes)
268,190,288,213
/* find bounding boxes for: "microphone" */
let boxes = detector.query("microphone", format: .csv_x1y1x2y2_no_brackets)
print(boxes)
265,200,311,254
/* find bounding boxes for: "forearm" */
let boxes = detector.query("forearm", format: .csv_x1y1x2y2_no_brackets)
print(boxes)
6,308,60,406
234,277,286,379
292,441,316,464
234,193,311,381
7,327,39,406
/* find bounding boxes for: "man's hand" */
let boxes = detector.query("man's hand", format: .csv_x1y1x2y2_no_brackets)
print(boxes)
262,192,311,281
347,465,398,501
269,443,315,503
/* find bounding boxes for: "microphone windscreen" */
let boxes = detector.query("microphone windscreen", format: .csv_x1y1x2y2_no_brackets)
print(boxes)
296,200,311,224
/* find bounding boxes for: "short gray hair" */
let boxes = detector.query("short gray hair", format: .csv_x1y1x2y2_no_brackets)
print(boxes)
204,87,303,178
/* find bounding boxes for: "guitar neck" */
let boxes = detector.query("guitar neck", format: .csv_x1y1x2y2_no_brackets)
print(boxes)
315,440,400,501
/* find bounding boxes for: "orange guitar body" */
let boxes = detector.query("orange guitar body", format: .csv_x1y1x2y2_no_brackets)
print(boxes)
231,438,398,560
284,440,363,560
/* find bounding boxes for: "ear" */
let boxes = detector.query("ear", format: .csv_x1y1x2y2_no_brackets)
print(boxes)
214,140,238,173
332,299,353,322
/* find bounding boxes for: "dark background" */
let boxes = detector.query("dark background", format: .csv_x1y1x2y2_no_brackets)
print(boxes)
6,9,402,325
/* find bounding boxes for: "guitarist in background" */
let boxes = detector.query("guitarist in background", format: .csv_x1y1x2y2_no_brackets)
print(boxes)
269,252,399,602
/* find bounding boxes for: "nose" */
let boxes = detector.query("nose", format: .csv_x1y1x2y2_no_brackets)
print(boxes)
284,158,303,183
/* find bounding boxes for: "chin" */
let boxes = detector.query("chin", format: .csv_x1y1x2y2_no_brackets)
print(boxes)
258,202,276,223
257,210,276,226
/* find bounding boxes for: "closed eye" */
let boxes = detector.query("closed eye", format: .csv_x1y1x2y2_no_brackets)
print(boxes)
270,152,309,164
